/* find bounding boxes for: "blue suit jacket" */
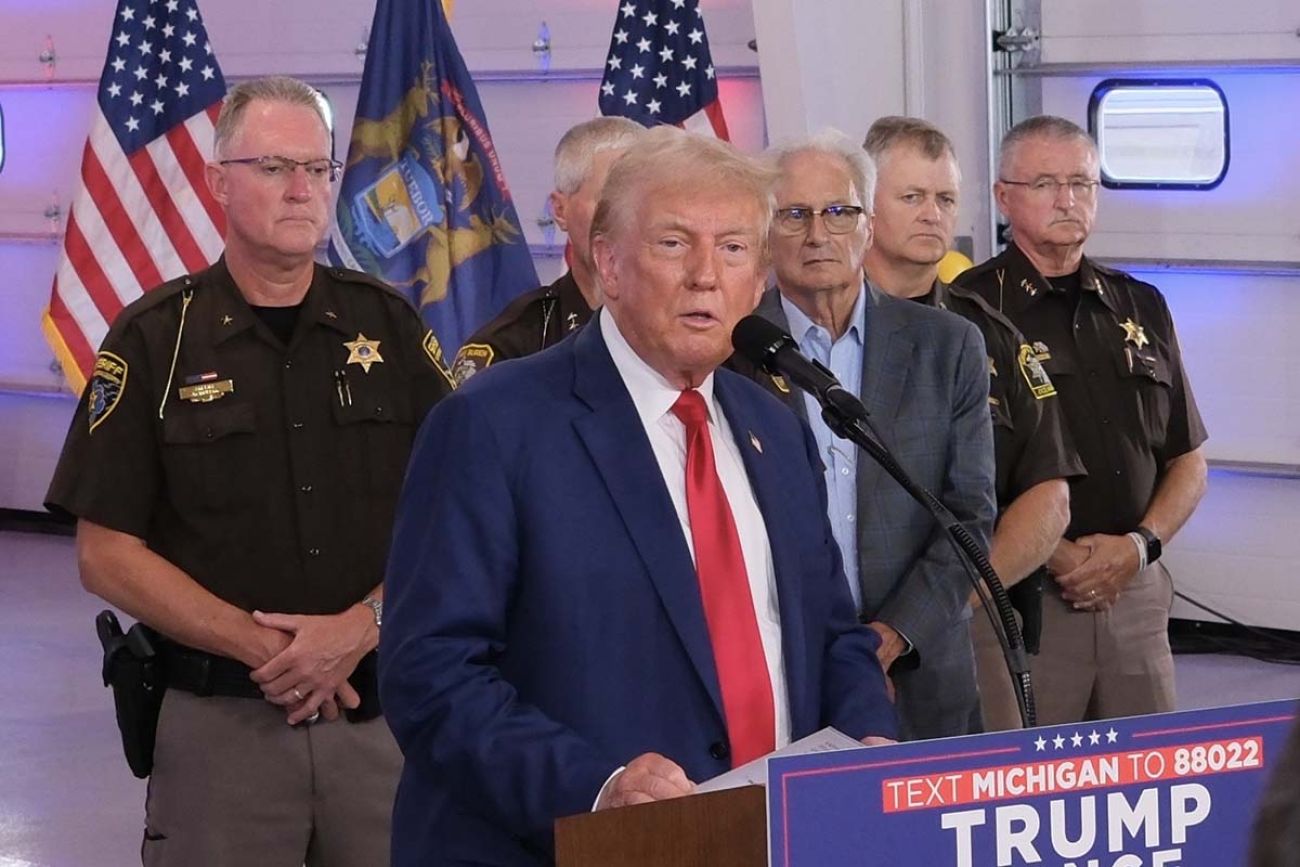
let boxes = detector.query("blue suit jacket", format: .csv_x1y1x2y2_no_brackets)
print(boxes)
379,315,897,865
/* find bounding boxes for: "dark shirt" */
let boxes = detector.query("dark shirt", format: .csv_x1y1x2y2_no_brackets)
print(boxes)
46,257,454,615
954,242,1207,537
917,281,1085,510
450,271,593,385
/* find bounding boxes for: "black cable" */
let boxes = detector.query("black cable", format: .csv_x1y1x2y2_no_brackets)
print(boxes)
1169,581,1300,666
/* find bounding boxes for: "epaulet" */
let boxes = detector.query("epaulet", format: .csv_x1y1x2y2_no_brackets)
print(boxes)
325,266,423,314
113,272,200,326
947,283,1021,337
950,255,1003,286
1088,259,1162,294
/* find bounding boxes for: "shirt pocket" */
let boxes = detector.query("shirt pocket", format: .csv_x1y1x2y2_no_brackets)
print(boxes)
161,402,259,511
329,375,415,496
1113,345,1173,449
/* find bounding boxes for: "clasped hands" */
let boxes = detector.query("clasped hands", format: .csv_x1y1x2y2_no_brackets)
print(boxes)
1050,534,1143,612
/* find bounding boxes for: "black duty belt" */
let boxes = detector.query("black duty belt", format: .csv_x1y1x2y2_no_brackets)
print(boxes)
158,643,383,722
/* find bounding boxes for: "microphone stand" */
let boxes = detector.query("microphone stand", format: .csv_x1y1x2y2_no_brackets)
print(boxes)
815,390,1037,729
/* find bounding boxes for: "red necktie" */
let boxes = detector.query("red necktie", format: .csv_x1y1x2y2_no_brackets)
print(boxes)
671,389,776,767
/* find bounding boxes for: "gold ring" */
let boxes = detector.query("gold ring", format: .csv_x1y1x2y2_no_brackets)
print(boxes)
1089,589,1097,598
293,687,304,701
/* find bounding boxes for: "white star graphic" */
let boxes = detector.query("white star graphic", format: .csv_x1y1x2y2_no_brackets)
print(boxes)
659,47,674,62
107,82,122,98
642,11,658,26
607,55,622,71
1089,730,1102,746
705,65,715,80
175,81,189,97
636,37,652,53
133,65,148,81
1052,734,1066,750
186,7,198,21
142,14,156,30
1106,728,1119,744
682,55,698,71
162,24,174,38
150,99,165,115
120,6,135,21
647,98,661,114
179,57,193,72
159,49,172,64
138,39,153,55
1034,736,1047,752
1071,732,1084,748
670,0,685,7
601,81,615,97
200,65,214,80
622,89,638,106
129,91,143,106
614,28,628,44
675,81,691,97
125,116,140,131
182,31,196,47
154,73,169,88
204,41,211,55
688,28,703,44
116,32,131,47
665,20,680,36
165,0,179,11
653,72,668,88
620,1,636,18
630,63,644,79
111,56,126,73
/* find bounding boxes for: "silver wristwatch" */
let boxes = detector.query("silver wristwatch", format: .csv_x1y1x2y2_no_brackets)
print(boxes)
361,595,383,628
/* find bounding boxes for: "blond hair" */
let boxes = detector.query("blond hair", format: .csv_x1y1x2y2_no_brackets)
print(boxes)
213,76,329,158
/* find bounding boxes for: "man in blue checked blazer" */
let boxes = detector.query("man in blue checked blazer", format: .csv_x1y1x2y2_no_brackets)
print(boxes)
745,131,996,741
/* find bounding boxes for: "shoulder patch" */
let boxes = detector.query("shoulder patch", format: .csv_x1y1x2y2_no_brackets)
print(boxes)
422,330,456,388
452,343,495,386
88,351,129,433
1017,343,1057,400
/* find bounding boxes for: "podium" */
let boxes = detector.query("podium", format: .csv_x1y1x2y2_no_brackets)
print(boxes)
554,785,766,867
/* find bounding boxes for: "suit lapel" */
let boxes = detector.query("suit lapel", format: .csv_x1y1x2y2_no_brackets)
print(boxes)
753,289,808,422
569,319,725,722
715,373,809,733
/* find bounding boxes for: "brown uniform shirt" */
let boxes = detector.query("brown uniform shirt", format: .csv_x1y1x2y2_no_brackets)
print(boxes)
450,271,593,385
46,258,454,615
922,281,1086,510
954,243,1207,537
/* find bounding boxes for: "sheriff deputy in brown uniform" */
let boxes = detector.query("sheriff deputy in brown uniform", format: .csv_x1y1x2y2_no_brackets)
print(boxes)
45,77,453,867
861,116,1085,731
954,115,1208,726
450,117,644,384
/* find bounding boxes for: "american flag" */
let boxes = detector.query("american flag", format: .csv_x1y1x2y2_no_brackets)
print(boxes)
598,0,729,139
42,0,227,392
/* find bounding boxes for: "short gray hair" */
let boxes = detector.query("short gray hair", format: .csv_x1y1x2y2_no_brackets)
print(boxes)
553,117,645,195
997,115,1097,178
213,76,330,158
767,129,877,213
592,126,776,257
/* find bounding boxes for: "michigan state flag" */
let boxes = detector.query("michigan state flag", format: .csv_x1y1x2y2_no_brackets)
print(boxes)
328,0,537,358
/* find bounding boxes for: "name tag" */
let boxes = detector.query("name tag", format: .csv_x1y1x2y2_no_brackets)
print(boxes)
178,379,234,403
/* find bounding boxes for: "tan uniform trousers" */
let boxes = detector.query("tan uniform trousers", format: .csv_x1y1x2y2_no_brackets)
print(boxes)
141,689,402,867
970,608,1026,732
973,563,1176,729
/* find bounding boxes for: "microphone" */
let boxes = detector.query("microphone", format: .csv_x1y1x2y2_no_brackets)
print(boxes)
731,315,868,423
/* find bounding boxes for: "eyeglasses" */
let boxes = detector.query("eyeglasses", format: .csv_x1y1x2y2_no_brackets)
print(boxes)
999,177,1100,199
774,205,865,235
219,155,344,183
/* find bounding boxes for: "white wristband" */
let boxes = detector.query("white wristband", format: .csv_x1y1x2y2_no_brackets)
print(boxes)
1127,532,1148,572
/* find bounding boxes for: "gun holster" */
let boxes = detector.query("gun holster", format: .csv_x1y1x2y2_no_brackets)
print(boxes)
96,610,165,778
1008,568,1046,655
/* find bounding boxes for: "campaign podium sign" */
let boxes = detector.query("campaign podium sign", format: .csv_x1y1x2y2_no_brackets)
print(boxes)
769,699,1297,867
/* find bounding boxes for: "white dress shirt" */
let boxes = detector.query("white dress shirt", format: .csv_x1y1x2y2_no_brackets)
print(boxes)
600,310,792,750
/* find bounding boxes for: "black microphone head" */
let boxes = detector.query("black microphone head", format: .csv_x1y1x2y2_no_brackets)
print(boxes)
731,315,793,370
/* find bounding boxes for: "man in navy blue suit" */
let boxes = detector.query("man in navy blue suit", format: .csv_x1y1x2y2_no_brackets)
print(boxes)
379,127,897,866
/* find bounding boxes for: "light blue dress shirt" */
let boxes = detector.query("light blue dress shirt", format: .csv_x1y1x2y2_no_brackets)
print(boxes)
779,287,868,612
